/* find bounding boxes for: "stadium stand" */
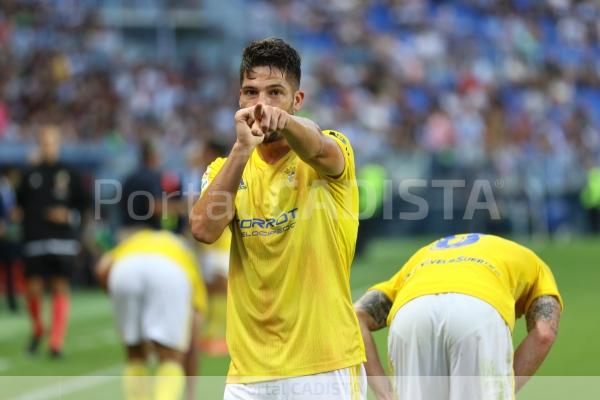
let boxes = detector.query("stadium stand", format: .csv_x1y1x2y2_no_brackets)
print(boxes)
0,0,599,238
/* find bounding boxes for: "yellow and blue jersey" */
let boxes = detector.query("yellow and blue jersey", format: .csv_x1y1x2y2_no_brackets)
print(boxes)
371,234,563,331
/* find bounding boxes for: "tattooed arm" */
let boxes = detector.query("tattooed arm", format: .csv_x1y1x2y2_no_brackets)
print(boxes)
514,295,562,392
355,291,394,400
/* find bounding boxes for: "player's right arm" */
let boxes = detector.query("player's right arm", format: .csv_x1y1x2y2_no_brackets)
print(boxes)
513,295,562,392
354,290,394,400
189,107,263,244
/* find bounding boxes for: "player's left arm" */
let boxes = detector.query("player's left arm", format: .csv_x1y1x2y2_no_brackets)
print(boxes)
253,104,344,177
354,290,394,400
282,116,345,177
514,295,562,392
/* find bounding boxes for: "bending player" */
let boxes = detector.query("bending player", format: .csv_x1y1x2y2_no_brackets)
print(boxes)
18,125,87,357
96,229,207,400
355,233,562,400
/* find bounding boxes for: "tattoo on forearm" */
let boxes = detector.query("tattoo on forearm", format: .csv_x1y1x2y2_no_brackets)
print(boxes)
356,291,392,330
526,295,561,334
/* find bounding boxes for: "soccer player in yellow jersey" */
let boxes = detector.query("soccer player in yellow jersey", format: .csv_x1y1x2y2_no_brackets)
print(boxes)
95,230,207,400
190,38,366,399
354,233,563,400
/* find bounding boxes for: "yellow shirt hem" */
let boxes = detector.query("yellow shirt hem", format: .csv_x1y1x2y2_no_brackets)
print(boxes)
226,355,366,384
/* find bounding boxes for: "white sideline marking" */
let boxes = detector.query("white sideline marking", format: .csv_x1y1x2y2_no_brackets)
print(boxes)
11,366,120,400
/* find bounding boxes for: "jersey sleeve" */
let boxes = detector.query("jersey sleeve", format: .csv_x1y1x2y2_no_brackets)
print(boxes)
369,267,407,303
367,245,429,302
200,157,227,195
523,256,564,314
321,130,355,182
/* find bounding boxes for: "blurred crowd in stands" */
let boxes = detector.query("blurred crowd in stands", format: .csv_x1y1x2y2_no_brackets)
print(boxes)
1,0,600,242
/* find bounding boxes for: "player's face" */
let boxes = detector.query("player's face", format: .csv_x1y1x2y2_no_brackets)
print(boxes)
240,66,304,143
38,126,61,162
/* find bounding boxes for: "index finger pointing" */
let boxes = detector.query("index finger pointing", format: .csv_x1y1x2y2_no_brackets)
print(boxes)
254,103,264,121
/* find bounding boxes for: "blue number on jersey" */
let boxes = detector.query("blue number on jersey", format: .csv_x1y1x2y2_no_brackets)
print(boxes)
434,233,481,249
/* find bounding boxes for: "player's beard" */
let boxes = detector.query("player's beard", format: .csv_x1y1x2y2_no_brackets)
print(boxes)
263,102,294,144
263,131,283,143
263,103,293,143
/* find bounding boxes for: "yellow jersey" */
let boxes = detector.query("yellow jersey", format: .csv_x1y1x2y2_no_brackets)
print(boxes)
111,230,207,314
199,225,231,253
371,234,563,331
202,130,365,383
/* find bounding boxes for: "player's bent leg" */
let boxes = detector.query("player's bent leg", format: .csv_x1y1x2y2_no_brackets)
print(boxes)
388,295,450,400
444,294,514,400
108,259,144,348
142,256,193,354
110,260,150,399
141,257,191,400
123,344,151,400
153,342,186,400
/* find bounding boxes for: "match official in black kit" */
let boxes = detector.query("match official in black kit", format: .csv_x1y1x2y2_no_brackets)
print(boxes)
17,125,87,358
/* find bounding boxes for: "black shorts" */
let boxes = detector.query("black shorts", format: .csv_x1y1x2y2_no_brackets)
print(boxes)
24,254,75,279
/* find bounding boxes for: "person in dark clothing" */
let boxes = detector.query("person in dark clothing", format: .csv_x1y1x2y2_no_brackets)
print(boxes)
0,166,20,313
120,139,163,232
17,125,87,358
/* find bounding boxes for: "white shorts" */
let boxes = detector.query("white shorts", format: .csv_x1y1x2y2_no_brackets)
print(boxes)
200,249,229,283
108,254,192,352
388,293,514,400
223,364,366,400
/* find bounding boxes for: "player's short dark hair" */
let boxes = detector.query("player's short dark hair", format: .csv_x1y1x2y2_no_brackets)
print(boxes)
239,38,301,88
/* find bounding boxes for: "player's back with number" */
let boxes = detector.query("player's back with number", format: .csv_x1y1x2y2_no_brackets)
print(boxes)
356,234,563,400
377,234,560,331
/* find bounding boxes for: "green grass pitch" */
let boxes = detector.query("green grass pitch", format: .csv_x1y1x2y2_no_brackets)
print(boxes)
0,236,599,399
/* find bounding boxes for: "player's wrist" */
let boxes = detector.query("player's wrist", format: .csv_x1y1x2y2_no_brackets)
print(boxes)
281,113,295,134
232,141,255,158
